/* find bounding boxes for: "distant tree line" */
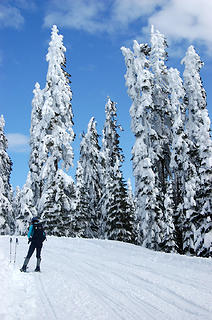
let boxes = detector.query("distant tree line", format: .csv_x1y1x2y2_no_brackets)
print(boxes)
0,25,211,257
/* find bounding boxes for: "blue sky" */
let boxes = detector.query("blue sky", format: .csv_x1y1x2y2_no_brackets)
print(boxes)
1,0,212,189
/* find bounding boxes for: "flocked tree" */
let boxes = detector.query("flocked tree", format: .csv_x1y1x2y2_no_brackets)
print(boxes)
28,25,75,235
74,118,102,238
0,115,14,234
182,46,212,257
122,39,165,250
122,27,212,256
14,83,44,235
73,160,93,238
29,82,45,206
102,98,135,243
15,172,37,235
168,67,188,253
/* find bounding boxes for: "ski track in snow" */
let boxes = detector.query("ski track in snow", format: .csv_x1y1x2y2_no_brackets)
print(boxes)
0,236,212,320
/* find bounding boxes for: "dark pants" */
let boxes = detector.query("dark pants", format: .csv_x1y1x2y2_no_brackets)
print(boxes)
26,242,43,259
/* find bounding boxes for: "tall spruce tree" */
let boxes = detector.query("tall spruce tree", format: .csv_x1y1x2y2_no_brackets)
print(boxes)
75,118,102,238
27,25,75,235
73,160,91,238
149,27,175,229
29,82,45,206
168,67,198,255
122,40,165,250
102,98,135,243
168,67,188,253
15,83,44,235
0,115,13,234
182,46,212,257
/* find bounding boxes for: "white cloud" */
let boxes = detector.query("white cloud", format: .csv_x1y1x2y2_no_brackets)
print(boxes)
44,0,165,33
147,0,212,51
111,0,166,25
44,0,212,53
44,0,108,33
6,133,29,153
0,0,36,29
0,4,24,29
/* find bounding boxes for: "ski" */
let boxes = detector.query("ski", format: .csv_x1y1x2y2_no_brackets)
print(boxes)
14,238,18,263
9,237,12,263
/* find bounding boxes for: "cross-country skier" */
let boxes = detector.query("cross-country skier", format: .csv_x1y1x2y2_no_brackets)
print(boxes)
20,217,46,272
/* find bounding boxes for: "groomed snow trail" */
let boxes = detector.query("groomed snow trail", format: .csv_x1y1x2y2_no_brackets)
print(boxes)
0,236,212,320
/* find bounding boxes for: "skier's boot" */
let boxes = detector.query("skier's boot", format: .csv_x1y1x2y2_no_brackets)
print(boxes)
20,257,29,272
34,258,41,272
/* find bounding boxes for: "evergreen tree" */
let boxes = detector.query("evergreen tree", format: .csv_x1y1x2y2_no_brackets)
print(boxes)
182,46,212,257
122,40,164,250
0,115,14,235
75,118,102,238
102,98,135,243
149,26,174,221
27,25,75,235
16,82,44,234
101,98,123,237
162,180,177,253
126,178,136,240
15,172,36,235
168,67,189,253
127,179,135,214
74,160,93,238
39,169,76,236
29,82,45,206
122,27,212,256
168,67,199,255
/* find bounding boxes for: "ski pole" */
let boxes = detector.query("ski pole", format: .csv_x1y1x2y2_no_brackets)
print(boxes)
14,238,18,264
9,237,12,263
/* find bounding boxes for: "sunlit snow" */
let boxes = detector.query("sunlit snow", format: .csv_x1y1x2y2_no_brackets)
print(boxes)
1,236,211,320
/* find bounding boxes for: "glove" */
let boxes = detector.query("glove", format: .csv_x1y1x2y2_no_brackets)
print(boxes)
28,237,32,244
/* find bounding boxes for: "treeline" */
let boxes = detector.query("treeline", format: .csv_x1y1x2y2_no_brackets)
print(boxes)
0,25,211,257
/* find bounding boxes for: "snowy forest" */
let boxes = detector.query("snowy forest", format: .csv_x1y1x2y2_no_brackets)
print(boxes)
0,25,211,258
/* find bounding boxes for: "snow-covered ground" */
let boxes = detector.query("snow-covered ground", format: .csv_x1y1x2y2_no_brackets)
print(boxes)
0,236,212,320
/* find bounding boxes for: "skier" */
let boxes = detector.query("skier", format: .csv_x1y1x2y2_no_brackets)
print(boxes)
20,217,46,272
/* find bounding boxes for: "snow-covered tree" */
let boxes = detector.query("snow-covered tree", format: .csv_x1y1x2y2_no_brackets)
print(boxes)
39,169,76,236
0,115,14,234
29,82,45,206
15,172,37,235
122,27,212,256
102,98,135,243
127,179,135,213
23,25,75,235
167,67,188,253
168,67,199,255
101,98,123,236
104,158,135,243
162,180,177,253
182,46,212,257
15,82,44,233
122,39,165,250
149,27,176,226
126,178,136,240
73,160,93,238
75,118,102,238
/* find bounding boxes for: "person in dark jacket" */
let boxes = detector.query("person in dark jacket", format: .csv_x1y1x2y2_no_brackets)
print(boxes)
20,217,46,272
